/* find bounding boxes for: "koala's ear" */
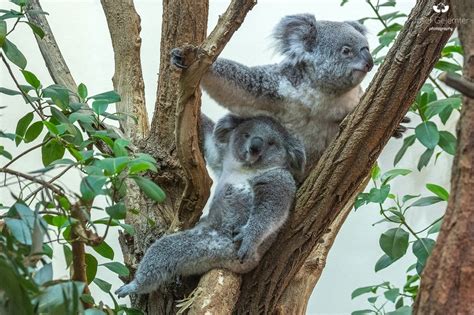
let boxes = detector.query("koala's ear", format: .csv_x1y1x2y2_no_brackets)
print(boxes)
214,114,244,143
285,135,306,178
273,14,317,61
345,21,368,35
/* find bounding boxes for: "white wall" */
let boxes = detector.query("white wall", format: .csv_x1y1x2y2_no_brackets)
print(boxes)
0,0,455,314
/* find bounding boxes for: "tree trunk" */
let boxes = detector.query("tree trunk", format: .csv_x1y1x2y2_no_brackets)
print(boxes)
413,1,474,314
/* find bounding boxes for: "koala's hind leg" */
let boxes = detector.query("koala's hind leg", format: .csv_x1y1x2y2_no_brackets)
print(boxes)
115,225,237,297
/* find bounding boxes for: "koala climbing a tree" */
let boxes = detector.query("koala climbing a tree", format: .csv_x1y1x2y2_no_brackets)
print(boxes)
115,114,305,298
172,13,408,170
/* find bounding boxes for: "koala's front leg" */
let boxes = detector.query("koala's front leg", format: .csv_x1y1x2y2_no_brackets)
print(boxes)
233,170,297,263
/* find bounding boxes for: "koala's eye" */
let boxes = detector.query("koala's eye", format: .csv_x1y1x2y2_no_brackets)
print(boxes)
243,133,250,138
341,46,353,57
268,140,276,146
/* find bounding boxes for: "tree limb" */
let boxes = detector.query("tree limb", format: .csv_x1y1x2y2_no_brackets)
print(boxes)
439,72,474,98
175,0,257,225
100,0,149,141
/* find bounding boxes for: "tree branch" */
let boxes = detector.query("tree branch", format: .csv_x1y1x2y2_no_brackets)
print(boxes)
439,72,474,98
26,0,77,93
175,0,257,225
100,0,149,141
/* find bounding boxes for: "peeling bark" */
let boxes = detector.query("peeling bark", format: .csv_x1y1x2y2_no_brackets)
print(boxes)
413,1,474,313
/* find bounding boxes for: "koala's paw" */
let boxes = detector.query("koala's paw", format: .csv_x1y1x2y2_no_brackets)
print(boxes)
115,281,138,298
393,116,411,139
170,48,187,69
233,228,256,263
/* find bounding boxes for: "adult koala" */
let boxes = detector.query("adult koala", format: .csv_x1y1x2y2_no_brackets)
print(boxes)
115,114,305,298
172,14,407,170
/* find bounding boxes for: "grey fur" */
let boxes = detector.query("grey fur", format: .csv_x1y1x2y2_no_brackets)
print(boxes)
115,115,304,298
172,14,373,169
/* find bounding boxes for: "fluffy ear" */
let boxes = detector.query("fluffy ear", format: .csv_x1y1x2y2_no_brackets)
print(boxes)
214,114,244,143
285,135,306,178
345,21,368,35
273,14,317,61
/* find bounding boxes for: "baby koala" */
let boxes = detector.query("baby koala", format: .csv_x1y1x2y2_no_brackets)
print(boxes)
115,114,305,297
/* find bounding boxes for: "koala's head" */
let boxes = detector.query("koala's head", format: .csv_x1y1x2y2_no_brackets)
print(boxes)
214,114,306,177
273,14,373,94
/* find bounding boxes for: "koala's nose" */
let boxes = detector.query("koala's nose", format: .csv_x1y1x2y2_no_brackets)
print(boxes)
361,47,374,72
249,137,264,154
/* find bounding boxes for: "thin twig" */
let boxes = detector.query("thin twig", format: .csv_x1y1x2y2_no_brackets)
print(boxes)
0,167,65,197
3,140,48,169
24,163,75,201
0,53,46,120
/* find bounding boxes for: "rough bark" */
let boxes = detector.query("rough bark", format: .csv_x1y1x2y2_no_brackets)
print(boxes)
232,1,453,313
275,176,370,314
101,0,150,141
413,1,474,314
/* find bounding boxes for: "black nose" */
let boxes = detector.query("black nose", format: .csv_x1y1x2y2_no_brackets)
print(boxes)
361,47,374,72
249,137,263,154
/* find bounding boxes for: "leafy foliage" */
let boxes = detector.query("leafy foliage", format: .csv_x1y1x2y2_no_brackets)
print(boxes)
0,1,165,313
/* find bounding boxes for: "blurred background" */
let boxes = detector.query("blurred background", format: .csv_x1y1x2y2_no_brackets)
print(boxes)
0,0,455,314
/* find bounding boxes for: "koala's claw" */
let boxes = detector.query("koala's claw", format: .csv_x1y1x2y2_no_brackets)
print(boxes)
170,48,187,69
115,282,137,298
393,116,411,139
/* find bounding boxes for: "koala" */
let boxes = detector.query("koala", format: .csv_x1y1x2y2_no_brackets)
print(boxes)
115,114,305,298
172,13,407,171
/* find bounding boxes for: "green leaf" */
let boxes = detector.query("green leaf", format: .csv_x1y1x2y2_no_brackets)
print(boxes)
386,306,412,315
89,90,121,103
113,138,129,157
402,194,420,203
92,241,114,260
133,176,166,202
5,218,32,244
15,112,34,145
351,311,375,315
410,196,443,207
439,106,454,125
379,228,409,260
24,121,43,143
63,244,73,268
85,253,98,284
41,138,65,166
34,263,53,285
2,39,27,69
85,309,106,315
374,254,396,272
394,135,415,166
425,98,461,119
417,148,434,171
426,183,449,201
106,202,126,220
96,157,129,175
351,285,375,299
384,288,399,303
92,100,109,115
381,169,411,184
101,262,129,276
428,219,443,235
42,84,70,110
24,21,45,38
438,130,457,155
412,238,436,275
0,146,12,160
367,185,390,203
371,163,381,180
21,70,41,89
0,260,35,315
0,87,21,95
434,60,462,73
0,20,6,47
78,83,88,100
415,121,439,149
80,175,107,201
93,278,111,293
